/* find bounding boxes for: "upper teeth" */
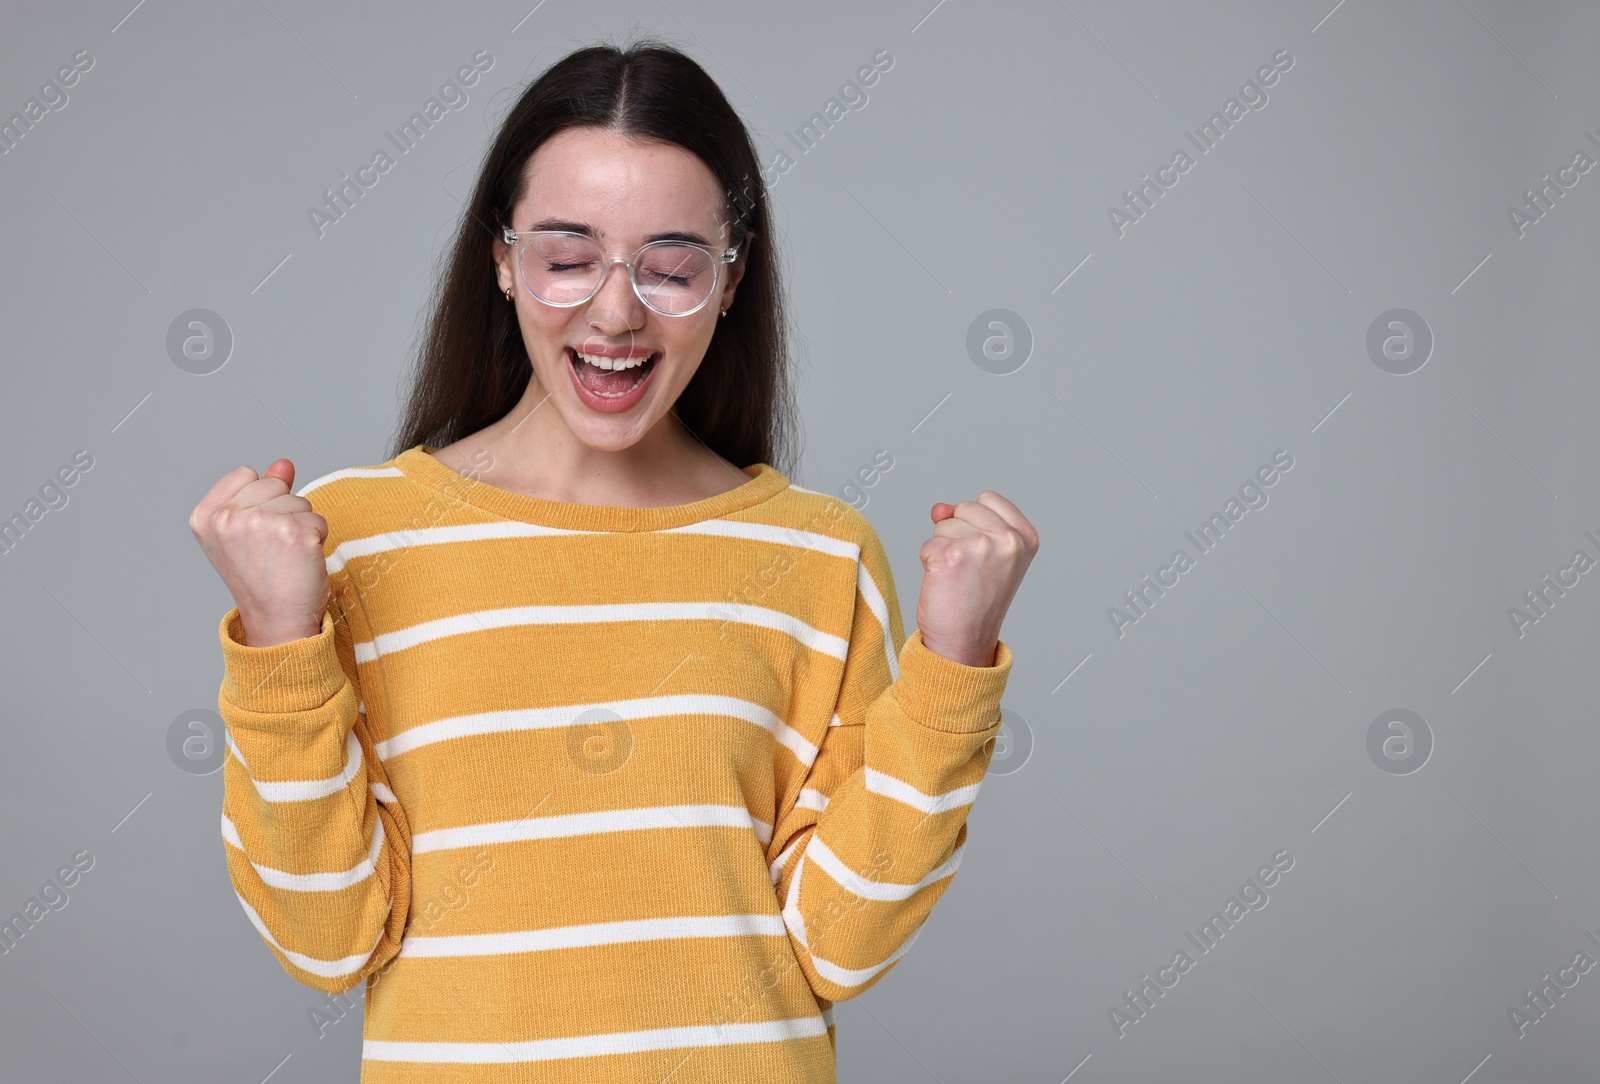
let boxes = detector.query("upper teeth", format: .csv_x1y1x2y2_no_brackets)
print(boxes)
576,351,652,371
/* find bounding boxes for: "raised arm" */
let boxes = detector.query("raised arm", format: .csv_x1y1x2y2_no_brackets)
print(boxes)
193,459,412,993
767,517,1016,1002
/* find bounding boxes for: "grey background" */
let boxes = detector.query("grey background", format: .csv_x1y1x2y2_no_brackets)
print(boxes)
1,0,1596,1080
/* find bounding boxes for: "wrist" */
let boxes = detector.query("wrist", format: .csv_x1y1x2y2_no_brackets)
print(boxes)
239,611,323,647
918,633,998,668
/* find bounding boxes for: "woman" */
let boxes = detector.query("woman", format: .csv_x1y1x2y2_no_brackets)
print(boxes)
190,38,1038,1083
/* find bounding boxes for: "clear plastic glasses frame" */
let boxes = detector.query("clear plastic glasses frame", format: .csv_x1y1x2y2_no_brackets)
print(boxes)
501,226,740,317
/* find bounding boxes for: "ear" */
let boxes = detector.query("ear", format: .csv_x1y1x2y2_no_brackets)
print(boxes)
492,235,513,296
719,256,747,311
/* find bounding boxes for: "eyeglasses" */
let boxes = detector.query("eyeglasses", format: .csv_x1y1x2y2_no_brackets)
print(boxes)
501,227,739,317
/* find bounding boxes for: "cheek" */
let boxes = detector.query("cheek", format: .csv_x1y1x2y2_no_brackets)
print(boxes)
519,307,576,364
661,320,717,380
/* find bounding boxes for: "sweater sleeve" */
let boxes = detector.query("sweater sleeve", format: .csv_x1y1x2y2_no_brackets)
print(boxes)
216,580,412,995
768,518,1014,1002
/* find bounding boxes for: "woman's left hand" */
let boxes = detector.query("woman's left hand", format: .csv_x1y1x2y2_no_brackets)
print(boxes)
914,491,1040,667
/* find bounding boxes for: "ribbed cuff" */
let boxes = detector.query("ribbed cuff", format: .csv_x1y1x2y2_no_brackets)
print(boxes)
892,629,1015,734
218,608,347,715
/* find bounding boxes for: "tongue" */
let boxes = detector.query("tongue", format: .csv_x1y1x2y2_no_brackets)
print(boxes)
576,354,646,395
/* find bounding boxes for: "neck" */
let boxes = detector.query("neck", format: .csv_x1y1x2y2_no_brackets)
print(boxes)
468,375,735,507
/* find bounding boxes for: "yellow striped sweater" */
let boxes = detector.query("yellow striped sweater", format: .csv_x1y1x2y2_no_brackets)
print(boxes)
215,445,1014,1083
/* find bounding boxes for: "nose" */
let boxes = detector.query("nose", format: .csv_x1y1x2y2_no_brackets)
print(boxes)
588,256,645,333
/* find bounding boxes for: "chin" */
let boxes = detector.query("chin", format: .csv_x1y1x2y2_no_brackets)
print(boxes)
564,408,658,448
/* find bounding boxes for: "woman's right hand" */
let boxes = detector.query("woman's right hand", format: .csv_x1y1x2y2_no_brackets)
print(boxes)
190,458,331,647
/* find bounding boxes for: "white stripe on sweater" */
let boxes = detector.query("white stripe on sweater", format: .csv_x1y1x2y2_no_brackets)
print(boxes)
795,788,829,812
232,892,386,977
782,851,809,946
769,838,802,884
807,924,924,990
865,768,982,816
412,804,772,855
855,558,899,682
400,913,787,957
225,729,362,803
222,811,385,892
353,602,847,664
323,517,859,575
777,842,929,991
325,521,573,573
803,836,964,902
376,693,818,768
663,518,859,560
363,1015,830,1063
296,466,404,497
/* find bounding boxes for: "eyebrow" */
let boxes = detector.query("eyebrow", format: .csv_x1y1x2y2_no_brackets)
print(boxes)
527,217,714,246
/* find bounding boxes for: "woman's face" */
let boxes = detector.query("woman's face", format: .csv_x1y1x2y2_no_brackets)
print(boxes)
493,127,744,453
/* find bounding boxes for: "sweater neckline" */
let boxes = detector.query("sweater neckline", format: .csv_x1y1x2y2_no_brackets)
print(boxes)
395,445,791,533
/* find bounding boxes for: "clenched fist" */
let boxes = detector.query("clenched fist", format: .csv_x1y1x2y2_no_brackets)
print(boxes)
190,458,330,647
915,492,1039,668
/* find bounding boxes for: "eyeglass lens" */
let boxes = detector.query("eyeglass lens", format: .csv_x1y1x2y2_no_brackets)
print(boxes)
517,235,717,315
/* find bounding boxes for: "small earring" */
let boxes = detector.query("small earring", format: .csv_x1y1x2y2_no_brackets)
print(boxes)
720,308,727,317
505,286,513,301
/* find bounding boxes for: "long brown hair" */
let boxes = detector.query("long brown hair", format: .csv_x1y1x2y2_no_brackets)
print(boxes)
390,36,800,475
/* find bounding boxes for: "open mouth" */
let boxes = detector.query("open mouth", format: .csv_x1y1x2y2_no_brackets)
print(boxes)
566,347,657,398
